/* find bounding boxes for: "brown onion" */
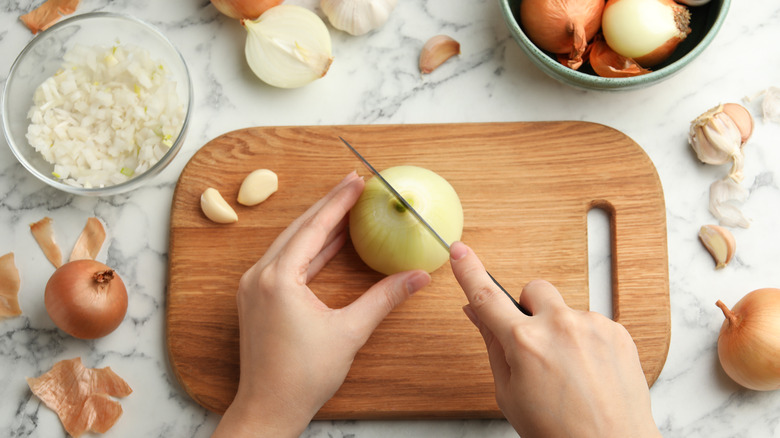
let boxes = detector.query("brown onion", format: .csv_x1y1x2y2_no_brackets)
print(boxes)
45,260,128,339
210,0,283,20
717,289,780,391
520,0,604,70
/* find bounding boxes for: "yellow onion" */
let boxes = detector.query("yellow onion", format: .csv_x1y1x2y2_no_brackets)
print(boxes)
45,260,128,339
601,0,691,67
716,289,780,391
349,166,463,275
520,0,604,70
210,0,283,20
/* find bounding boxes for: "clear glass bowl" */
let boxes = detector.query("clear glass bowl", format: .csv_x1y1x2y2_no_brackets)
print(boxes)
2,12,193,196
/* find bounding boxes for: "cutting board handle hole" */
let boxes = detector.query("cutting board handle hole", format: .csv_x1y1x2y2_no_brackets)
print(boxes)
588,206,613,319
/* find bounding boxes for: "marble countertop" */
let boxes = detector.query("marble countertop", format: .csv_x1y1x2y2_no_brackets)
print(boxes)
2,0,780,436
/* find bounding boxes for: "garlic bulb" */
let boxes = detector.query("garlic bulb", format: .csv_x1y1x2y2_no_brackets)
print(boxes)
244,5,333,88
688,104,749,183
321,0,398,36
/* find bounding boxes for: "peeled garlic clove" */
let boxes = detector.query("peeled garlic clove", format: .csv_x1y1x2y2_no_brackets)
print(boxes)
237,169,278,206
419,35,460,74
321,0,398,36
709,177,750,229
698,224,735,269
244,5,333,89
721,103,754,144
201,188,238,224
688,104,745,182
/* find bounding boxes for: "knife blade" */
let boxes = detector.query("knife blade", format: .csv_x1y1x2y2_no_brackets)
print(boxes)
339,136,530,315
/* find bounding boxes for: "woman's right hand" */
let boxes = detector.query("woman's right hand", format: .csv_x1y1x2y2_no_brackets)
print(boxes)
449,241,661,438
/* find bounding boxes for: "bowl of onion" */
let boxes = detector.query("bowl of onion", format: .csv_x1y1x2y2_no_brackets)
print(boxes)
498,0,730,90
2,12,193,196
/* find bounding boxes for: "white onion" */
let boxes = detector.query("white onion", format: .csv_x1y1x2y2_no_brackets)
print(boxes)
26,44,185,188
349,166,463,275
601,0,691,67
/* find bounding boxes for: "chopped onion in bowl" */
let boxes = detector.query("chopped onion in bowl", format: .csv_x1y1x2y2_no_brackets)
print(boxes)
25,44,185,189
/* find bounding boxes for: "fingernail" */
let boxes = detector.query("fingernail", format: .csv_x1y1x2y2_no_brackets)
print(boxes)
342,171,358,183
406,271,431,295
450,241,468,261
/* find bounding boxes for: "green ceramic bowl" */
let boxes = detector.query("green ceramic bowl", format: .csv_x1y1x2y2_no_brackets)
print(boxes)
498,0,730,91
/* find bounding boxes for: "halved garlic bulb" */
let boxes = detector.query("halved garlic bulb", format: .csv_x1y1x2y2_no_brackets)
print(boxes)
688,104,747,183
244,5,333,88
321,0,398,36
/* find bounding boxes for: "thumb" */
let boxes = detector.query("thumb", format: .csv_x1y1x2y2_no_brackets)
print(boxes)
344,270,430,339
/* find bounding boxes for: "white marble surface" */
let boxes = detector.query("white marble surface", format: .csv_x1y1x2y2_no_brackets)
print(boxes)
2,0,780,436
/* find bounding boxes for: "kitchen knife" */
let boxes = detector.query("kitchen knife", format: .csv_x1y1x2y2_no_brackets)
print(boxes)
340,136,530,315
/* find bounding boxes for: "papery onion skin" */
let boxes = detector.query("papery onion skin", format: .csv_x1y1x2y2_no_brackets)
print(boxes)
349,166,463,275
45,260,128,340
520,0,604,69
602,0,691,67
717,289,780,391
210,0,283,20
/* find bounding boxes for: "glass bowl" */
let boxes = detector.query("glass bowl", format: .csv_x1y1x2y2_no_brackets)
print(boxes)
498,0,730,91
2,12,193,196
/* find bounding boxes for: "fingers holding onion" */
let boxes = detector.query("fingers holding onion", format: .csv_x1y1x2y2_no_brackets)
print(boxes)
45,259,128,339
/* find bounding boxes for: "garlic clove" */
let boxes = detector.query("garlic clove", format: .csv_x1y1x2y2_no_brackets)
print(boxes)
201,188,238,224
688,104,745,182
721,103,754,145
321,0,398,36
709,177,750,229
244,5,333,89
698,224,736,269
419,35,460,74
237,169,278,206
761,86,780,124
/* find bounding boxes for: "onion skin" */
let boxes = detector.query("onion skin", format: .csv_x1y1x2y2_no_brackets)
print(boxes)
520,0,604,69
717,289,780,391
602,0,691,68
45,260,128,340
210,0,283,20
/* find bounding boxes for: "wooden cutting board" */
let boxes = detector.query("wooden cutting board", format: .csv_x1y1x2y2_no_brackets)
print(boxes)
166,122,670,419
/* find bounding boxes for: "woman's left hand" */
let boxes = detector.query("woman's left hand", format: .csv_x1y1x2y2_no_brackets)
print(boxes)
213,171,431,437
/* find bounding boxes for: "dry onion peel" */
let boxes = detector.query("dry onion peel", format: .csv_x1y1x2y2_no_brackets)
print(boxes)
27,357,132,437
20,0,79,34
520,0,603,70
0,253,22,320
588,35,651,78
717,289,780,391
30,217,63,268
69,217,106,262
602,0,690,68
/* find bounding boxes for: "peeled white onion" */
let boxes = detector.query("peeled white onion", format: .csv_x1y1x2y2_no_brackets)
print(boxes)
349,166,463,275
601,0,691,67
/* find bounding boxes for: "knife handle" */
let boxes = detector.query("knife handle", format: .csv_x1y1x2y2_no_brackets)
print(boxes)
486,271,532,316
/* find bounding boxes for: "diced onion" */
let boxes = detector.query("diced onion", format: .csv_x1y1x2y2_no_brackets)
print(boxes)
25,44,185,189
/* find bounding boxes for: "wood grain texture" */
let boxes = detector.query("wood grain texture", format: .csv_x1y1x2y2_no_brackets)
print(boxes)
166,122,670,419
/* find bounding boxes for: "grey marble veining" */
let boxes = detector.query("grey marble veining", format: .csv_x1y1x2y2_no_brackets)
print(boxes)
2,0,780,437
